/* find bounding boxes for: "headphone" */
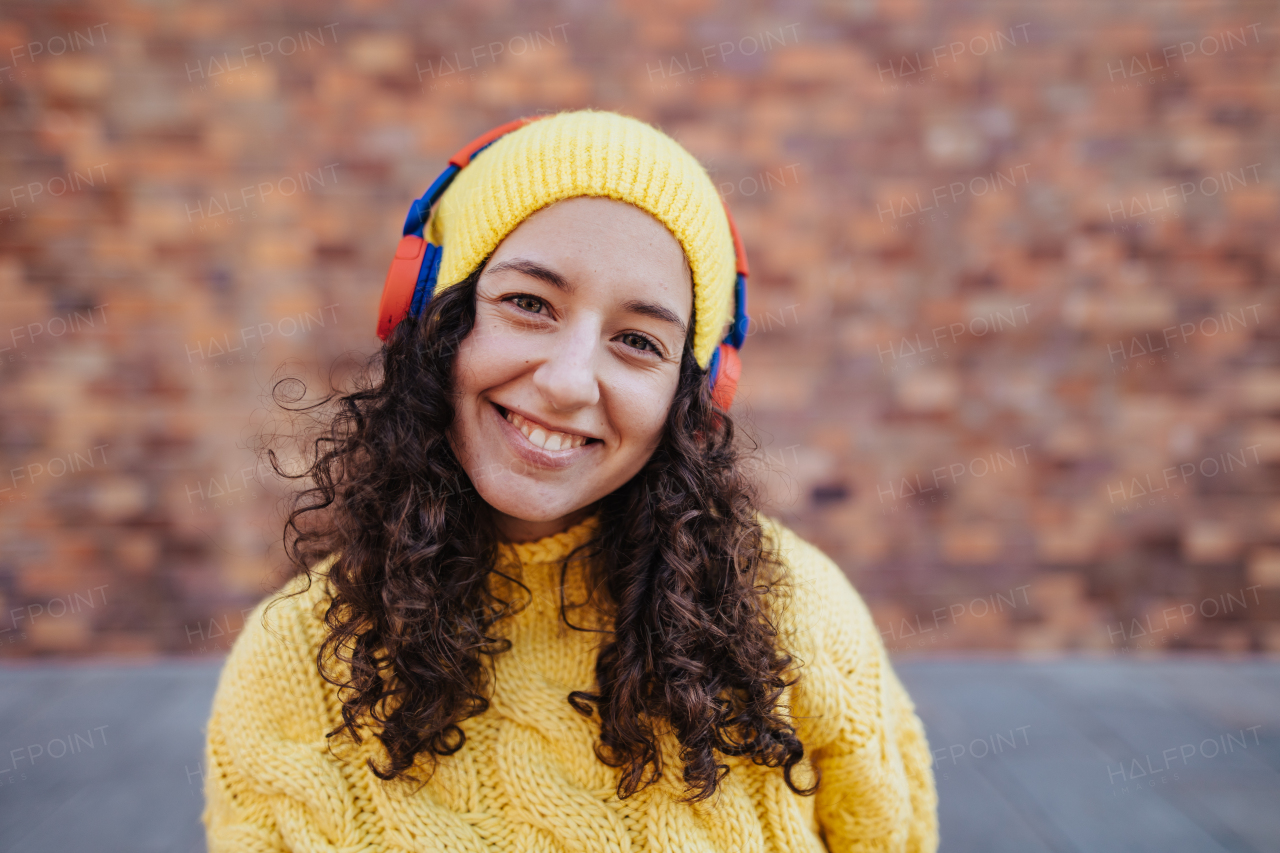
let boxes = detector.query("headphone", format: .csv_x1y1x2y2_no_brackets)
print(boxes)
376,116,748,411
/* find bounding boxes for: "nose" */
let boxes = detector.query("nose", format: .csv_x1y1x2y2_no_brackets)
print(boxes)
531,321,600,411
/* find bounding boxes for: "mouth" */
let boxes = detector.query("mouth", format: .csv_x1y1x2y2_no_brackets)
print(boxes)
493,403,601,452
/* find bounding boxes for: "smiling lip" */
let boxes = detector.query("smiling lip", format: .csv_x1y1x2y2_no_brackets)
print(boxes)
491,402,600,470
496,399,601,438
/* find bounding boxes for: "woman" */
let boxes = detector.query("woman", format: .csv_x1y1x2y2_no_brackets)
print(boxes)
202,109,939,852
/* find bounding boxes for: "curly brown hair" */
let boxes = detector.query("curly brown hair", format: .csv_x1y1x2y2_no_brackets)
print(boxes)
266,260,820,805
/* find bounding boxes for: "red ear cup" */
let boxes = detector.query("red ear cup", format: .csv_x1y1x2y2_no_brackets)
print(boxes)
710,343,741,411
377,235,426,341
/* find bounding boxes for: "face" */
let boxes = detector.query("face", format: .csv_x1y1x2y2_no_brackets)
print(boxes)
449,196,694,542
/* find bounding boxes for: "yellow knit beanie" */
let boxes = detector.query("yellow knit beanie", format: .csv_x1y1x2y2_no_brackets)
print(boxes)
426,109,737,369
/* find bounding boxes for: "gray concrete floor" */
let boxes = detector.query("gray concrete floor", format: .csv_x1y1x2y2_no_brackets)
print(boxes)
0,657,1276,852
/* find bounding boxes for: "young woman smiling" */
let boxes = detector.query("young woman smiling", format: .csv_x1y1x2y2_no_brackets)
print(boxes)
202,109,939,853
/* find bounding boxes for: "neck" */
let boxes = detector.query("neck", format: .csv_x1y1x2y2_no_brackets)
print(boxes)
491,502,598,543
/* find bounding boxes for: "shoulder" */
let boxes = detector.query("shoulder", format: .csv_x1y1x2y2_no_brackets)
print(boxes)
202,555,361,842
208,555,339,742
757,514,878,660
756,515,889,747
232,557,336,663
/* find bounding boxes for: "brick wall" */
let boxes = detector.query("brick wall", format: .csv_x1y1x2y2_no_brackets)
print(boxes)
0,0,1277,657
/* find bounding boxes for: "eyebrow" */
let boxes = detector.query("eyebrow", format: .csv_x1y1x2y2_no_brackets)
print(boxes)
486,257,688,337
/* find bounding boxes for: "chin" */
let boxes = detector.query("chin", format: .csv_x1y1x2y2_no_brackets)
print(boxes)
474,479,590,525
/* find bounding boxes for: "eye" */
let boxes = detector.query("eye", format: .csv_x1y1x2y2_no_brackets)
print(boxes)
504,294,547,315
618,331,662,355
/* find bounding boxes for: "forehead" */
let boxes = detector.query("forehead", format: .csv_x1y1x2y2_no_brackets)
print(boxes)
494,195,686,252
484,197,693,311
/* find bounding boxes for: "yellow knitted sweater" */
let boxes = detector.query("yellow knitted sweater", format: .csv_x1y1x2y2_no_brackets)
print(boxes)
201,515,939,852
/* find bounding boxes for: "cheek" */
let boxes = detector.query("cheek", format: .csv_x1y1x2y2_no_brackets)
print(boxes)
607,370,679,450
455,313,533,391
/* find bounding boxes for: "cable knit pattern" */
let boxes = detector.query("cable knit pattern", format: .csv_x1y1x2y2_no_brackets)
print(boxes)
426,109,738,369
201,515,939,852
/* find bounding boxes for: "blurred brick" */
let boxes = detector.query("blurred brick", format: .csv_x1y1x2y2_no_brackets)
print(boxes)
29,616,92,651
1243,421,1280,463
895,369,960,413
1,1,1278,659
42,56,110,98
1247,548,1280,589
346,32,412,75
1035,524,1102,564
1237,369,1280,411
1182,520,1240,563
941,523,1003,564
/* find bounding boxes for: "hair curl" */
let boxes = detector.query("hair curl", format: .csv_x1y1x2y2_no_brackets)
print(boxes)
267,261,819,805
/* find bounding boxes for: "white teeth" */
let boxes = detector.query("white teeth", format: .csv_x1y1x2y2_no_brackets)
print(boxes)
502,408,589,451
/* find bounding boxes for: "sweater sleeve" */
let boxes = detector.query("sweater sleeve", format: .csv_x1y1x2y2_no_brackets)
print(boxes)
204,687,289,853
201,565,373,853
764,520,939,853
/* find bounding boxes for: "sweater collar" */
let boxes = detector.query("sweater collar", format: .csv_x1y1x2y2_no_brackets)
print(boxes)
497,513,600,566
